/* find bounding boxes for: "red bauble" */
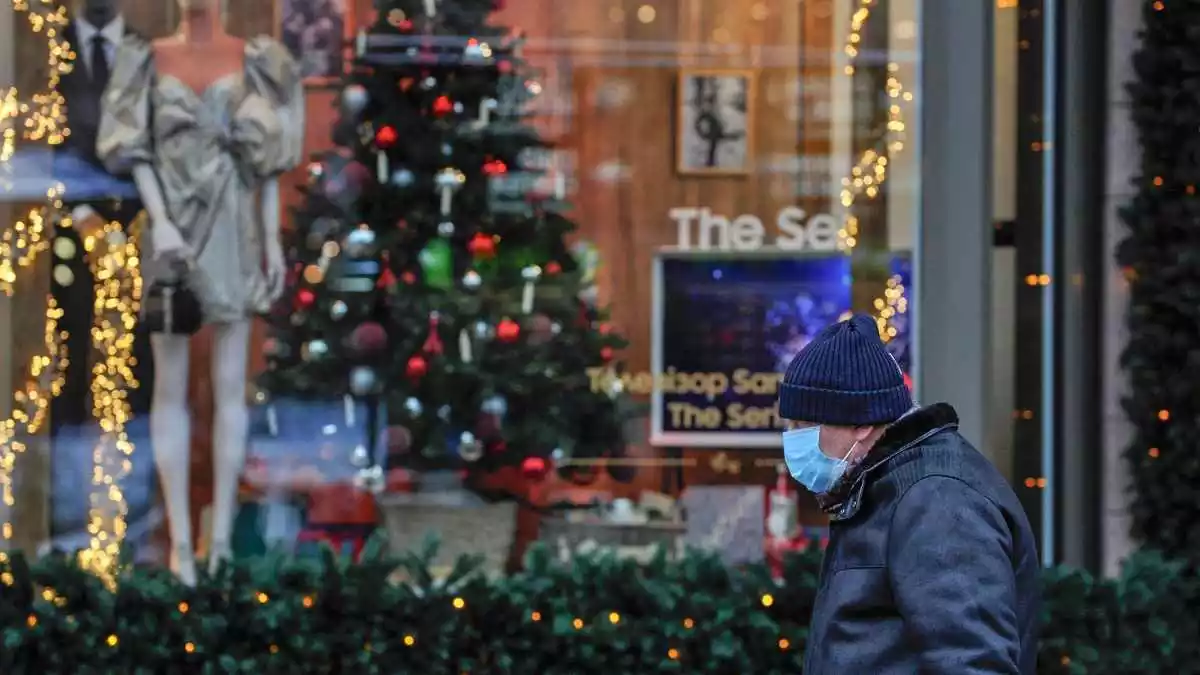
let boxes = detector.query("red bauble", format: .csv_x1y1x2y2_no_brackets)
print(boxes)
375,125,398,148
476,413,501,438
433,95,454,116
386,467,414,493
496,318,521,342
401,271,417,284
483,159,507,175
385,425,413,454
377,267,397,289
600,346,614,362
296,289,316,307
521,456,549,481
350,322,387,356
406,355,428,378
468,232,497,258
599,322,613,335
498,60,513,74
468,234,494,255
545,261,562,274
528,314,554,346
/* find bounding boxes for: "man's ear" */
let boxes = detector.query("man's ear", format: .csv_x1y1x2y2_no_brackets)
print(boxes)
852,425,875,443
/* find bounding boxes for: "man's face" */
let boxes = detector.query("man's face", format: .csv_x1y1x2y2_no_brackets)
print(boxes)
786,420,877,461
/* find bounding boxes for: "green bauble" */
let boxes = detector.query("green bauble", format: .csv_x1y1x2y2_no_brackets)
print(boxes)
501,245,542,276
419,239,454,289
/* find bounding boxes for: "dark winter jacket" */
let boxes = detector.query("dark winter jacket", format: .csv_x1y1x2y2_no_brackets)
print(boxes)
802,403,1041,674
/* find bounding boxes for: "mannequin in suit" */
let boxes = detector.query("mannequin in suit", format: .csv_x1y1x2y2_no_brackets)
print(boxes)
51,0,153,434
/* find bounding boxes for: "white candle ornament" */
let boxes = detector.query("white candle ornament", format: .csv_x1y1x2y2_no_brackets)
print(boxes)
459,328,472,363
435,168,466,215
521,264,542,313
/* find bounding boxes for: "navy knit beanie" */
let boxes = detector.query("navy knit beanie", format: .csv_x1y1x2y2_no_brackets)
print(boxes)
777,313,912,426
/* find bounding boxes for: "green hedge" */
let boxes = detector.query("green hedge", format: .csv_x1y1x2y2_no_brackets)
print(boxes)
1,544,1198,674
1118,0,1200,559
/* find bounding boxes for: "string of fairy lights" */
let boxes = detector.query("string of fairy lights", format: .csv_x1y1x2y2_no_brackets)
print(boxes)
0,0,139,584
76,217,142,585
0,0,73,549
833,0,911,338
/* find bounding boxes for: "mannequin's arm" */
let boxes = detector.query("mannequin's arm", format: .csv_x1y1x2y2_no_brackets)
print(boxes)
131,164,172,227
260,177,281,245
261,177,286,299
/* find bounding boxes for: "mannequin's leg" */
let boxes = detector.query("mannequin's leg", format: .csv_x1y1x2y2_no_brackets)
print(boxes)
149,332,195,585
208,320,251,573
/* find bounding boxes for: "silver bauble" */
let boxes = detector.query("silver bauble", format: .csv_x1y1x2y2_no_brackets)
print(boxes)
404,396,423,416
437,405,452,421
344,227,376,258
458,432,483,462
481,395,508,417
462,270,482,289
391,168,415,187
437,221,456,237
341,84,369,115
350,444,371,468
331,300,348,320
349,366,377,395
463,42,485,61
303,340,329,360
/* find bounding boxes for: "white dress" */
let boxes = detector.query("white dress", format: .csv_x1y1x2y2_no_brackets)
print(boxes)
98,35,304,323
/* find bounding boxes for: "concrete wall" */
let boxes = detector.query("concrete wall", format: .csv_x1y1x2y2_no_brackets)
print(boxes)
1100,0,1139,578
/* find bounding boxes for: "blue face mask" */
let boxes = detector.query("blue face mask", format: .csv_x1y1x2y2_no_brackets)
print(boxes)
782,426,857,495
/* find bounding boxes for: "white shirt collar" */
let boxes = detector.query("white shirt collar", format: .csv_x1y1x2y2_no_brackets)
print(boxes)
75,14,125,48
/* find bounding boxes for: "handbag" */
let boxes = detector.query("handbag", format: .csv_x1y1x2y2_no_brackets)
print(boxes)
141,275,203,335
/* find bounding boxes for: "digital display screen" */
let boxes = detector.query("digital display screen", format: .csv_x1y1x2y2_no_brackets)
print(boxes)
651,251,912,447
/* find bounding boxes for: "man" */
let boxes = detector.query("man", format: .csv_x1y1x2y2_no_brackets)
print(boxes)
778,314,1040,674
53,0,152,430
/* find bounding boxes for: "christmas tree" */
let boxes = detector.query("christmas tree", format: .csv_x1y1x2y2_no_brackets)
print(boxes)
258,0,629,487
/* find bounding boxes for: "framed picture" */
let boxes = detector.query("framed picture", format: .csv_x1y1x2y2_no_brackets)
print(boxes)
676,69,756,176
276,0,352,85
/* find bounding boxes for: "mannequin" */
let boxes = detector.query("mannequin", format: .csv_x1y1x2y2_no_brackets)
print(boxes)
98,0,298,585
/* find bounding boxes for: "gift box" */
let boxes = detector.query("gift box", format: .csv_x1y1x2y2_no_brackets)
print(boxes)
232,396,387,559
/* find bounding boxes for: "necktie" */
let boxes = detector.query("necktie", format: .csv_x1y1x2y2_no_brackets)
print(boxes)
90,35,110,88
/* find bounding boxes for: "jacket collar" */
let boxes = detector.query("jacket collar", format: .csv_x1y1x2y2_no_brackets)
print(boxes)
815,402,960,519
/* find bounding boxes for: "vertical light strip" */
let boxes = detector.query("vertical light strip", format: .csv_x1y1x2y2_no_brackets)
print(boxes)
1040,0,1059,566
76,219,141,586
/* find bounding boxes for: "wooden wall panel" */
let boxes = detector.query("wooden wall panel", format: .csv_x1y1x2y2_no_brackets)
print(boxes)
494,0,829,379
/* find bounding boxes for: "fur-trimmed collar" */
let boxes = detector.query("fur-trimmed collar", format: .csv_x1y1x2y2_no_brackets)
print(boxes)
815,402,960,512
